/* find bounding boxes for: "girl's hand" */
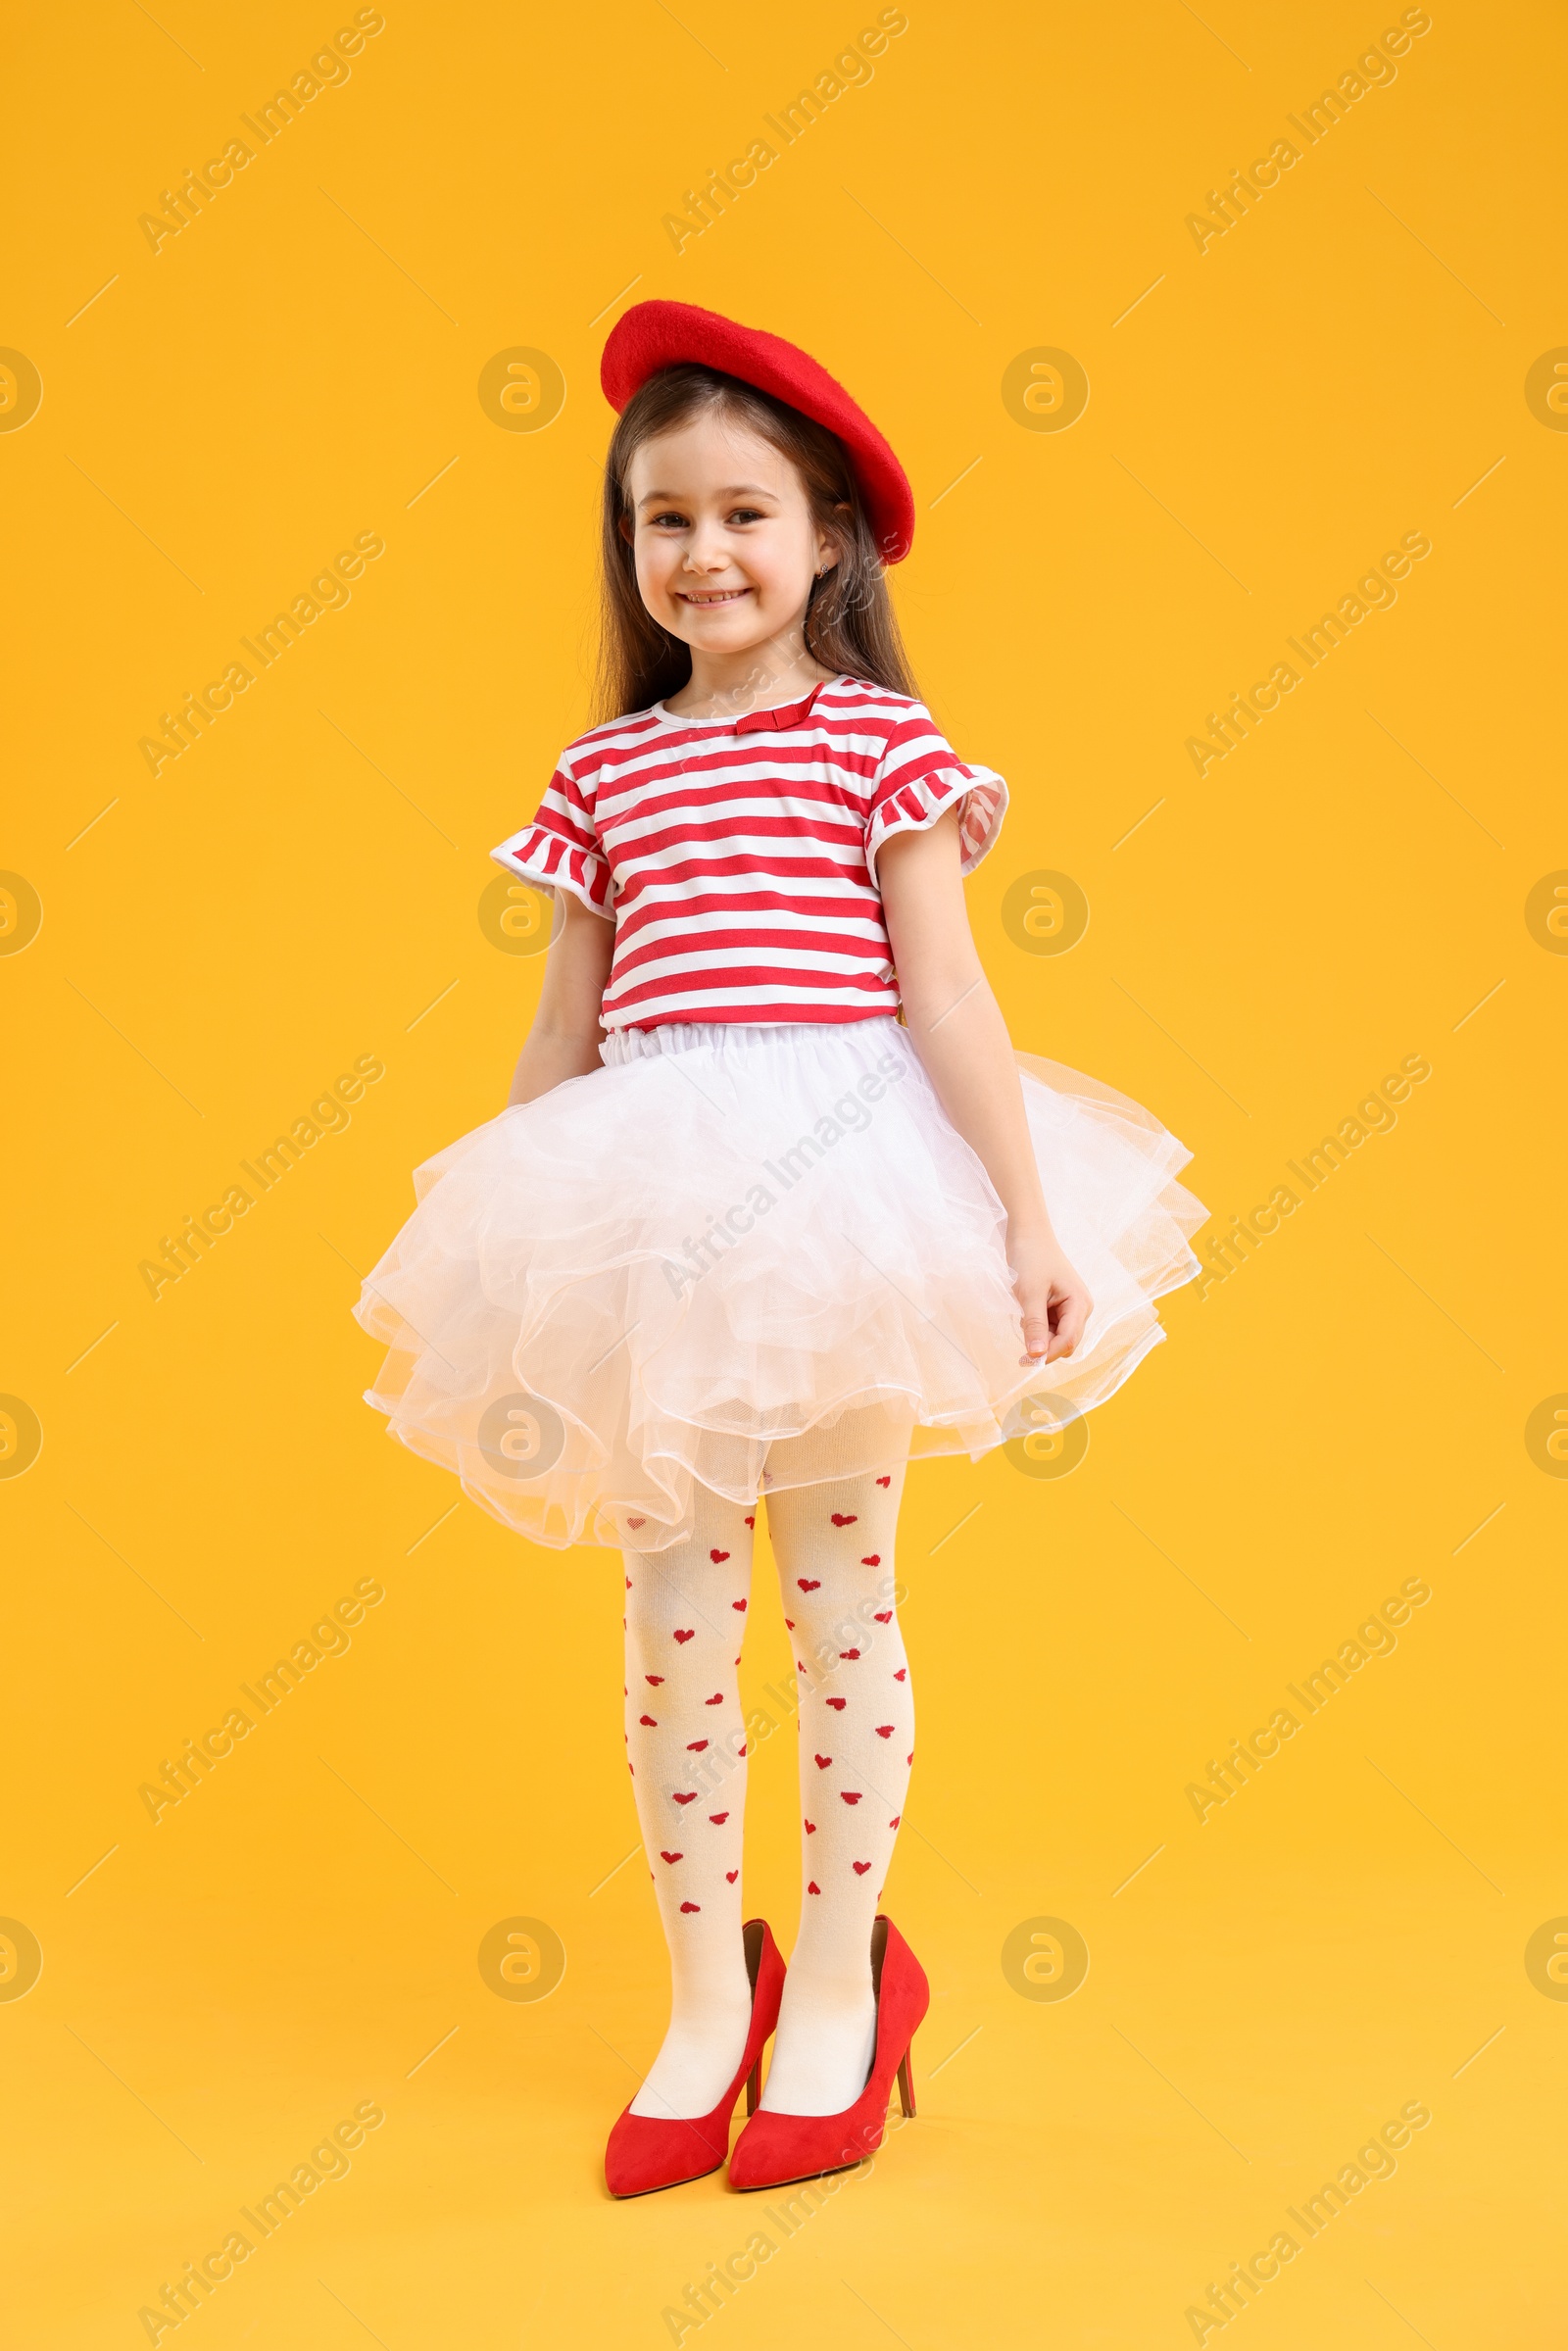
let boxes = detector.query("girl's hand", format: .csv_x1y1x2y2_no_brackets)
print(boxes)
1009,1223,1093,1367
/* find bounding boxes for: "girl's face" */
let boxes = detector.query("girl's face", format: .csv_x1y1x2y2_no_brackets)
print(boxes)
621,414,840,661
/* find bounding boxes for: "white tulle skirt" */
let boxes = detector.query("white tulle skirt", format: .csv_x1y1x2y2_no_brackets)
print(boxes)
353,1017,1208,1552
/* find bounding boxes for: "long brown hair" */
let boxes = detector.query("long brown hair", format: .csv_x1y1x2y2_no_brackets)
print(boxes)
595,363,921,723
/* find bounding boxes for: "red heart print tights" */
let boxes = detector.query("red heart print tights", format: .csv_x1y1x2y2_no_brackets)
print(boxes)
622,1461,913,2120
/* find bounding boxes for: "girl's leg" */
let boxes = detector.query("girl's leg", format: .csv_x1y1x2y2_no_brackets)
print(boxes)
622,1491,758,2118
760,1453,915,2114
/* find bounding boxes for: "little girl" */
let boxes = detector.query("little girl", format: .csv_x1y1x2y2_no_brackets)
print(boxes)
354,300,1206,2197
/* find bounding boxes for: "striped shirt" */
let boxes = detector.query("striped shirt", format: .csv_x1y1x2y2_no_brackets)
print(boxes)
490,673,1007,1030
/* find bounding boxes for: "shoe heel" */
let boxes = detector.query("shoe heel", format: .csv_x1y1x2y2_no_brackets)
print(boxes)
896,2048,915,2119
745,2057,761,2117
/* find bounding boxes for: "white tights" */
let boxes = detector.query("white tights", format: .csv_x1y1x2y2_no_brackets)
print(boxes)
622,1455,913,2118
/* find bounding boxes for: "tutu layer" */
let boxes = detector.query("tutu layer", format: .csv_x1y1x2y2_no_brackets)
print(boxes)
353,1018,1207,1551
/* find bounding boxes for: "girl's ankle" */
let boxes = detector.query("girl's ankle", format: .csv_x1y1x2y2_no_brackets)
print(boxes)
667,1978,754,2030
778,1967,873,2015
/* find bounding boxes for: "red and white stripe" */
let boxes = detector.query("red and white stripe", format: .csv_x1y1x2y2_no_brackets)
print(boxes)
491,673,1007,1031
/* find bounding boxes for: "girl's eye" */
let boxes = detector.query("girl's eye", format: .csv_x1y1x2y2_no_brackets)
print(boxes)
649,511,688,530
728,508,765,524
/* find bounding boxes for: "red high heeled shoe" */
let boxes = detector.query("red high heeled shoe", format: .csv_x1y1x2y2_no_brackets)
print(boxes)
726,1915,928,2191
605,1918,786,2198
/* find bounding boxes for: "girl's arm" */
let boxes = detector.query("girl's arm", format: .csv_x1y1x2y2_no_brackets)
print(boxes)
506,892,616,1105
878,808,1092,1365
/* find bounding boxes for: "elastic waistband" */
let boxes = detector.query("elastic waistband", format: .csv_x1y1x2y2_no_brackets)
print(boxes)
601,1015,903,1067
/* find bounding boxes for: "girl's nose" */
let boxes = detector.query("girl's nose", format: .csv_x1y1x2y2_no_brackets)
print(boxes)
683,521,733,571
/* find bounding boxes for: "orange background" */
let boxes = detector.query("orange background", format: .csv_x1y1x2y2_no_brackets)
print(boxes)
5,1,1565,2343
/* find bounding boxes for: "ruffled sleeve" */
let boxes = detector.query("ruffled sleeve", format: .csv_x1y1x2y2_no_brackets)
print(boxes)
863,705,1008,886
490,754,613,919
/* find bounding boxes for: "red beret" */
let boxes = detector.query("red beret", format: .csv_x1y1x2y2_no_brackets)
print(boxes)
600,299,916,564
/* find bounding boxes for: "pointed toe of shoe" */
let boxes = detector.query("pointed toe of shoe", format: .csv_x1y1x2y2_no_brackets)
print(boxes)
726,2106,873,2191
605,2108,726,2198
724,2111,796,2191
